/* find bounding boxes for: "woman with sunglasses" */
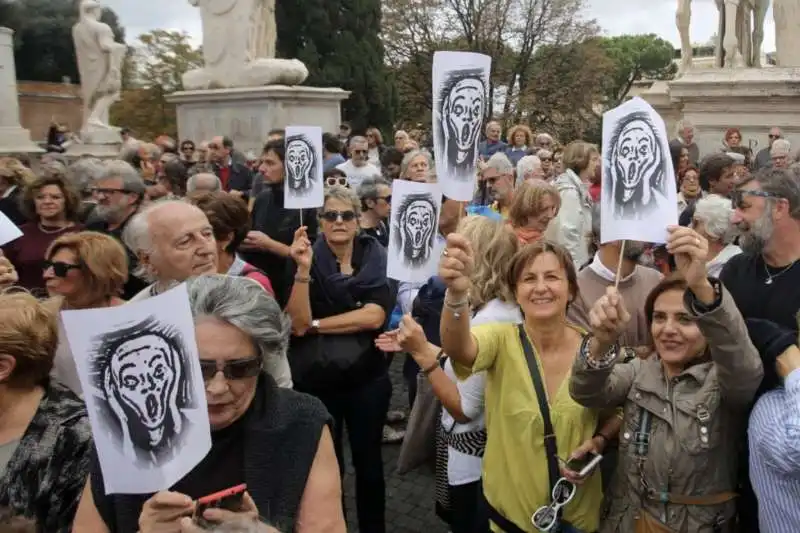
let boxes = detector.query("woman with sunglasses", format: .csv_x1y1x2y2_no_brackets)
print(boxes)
285,185,396,533
357,177,391,247
324,168,350,189
569,226,762,533
43,231,127,396
73,275,346,533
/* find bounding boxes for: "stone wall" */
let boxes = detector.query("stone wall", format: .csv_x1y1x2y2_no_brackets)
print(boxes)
17,81,82,143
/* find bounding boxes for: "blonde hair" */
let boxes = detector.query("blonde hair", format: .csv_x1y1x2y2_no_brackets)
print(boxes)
366,127,384,145
46,231,129,302
0,157,35,187
562,141,598,174
322,185,362,217
508,179,561,229
457,216,518,309
0,290,58,389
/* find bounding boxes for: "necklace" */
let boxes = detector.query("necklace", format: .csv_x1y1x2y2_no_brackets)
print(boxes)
37,223,69,234
763,258,798,285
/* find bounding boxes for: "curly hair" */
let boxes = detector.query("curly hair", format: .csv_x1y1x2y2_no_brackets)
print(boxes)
507,124,533,148
457,216,518,310
20,173,82,222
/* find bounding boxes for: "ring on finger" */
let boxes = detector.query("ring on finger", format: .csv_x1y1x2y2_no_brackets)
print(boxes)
442,249,449,257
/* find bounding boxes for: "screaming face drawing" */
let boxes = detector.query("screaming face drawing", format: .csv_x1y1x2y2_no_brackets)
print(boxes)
394,193,438,268
285,134,317,194
90,316,195,466
435,69,487,180
606,110,667,219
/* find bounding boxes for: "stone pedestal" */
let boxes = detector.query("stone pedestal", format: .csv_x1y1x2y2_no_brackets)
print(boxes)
640,81,684,140
65,128,122,159
0,28,42,155
166,85,350,155
662,68,800,156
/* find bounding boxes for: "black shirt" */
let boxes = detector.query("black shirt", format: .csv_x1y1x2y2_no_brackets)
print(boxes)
86,212,149,300
361,220,389,247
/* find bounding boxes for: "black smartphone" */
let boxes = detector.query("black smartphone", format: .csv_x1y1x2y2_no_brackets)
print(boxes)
193,483,247,528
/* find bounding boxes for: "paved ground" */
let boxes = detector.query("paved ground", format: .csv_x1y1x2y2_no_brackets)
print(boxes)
341,356,450,533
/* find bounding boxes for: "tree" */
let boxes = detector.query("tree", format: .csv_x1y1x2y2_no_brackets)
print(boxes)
0,0,125,83
276,0,396,133
110,30,203,139
598,34,677,108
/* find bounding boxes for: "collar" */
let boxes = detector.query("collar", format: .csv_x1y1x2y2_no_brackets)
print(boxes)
1,185,16,199
227,255,247,276
589,253,636,283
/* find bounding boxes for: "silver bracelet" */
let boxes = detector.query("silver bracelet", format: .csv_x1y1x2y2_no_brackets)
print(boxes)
581,334,619,369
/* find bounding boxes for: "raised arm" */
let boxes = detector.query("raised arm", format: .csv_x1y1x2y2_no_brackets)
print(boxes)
439,233,478,368
285,227,314,335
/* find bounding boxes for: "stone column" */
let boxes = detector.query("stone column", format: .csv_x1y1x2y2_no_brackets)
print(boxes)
774,0,800,67
0,28,42,154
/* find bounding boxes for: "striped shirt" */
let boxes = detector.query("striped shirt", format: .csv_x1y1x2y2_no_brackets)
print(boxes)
748,368,800,533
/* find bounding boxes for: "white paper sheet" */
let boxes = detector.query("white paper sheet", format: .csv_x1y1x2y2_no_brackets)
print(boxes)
600,97,678,244
284,125,325,210
387,180,443,283
0,210,22,247
61,283,211,495
432,51,492,202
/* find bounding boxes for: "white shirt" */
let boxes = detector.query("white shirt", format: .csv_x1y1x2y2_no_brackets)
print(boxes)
1,185,16,199
336,160,382,190
368,147,381,167
707,244,742,278
443,299,522,486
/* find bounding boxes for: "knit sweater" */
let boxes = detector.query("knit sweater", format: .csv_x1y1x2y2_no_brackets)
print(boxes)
567,262,663,348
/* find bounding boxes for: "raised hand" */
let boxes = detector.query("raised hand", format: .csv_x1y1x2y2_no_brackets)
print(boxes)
666,225,709,290
439,233,474,294
588,286,630,347
289,226,313,270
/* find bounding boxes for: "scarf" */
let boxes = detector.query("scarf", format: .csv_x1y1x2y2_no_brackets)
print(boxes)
311,233,388,310
513,225,544,245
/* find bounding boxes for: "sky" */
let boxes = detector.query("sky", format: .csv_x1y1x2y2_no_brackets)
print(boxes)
102,0,777,53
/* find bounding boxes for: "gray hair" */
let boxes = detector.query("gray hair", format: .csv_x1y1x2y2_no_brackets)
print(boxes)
771,138,791,157
675,119,695,138
535,133,554,145
694,195,737,243
484,152,515,176
400,149,433,179
67,157,104,193
122,199,191,281
95,160,146,198
186,173,222,193
185,275,291,395
740,167,800,220
322,185,361,217
516,155,541,185
357,177,390,204
349,135,368,148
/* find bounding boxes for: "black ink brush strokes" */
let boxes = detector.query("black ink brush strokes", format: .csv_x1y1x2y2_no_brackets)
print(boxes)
394,192,438,269
89,315,196,467
286,134,317,196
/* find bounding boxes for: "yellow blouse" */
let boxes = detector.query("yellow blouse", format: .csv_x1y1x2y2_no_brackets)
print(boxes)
453,322,603,533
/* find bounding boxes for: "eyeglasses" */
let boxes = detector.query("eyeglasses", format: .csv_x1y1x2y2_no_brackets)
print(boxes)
321,210,357,222
731,189,783,209
377,195,392,203
352,149,368,155
43,260,81,277
531,478,576,532
326,177,349,187
769,134,781,139
199,357,262,381
91,187,130,197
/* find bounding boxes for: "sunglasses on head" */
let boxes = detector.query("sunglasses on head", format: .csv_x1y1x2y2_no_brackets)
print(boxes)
199,357,262,381
731,189,783,209
326,176,349,187
43,260,81,277
321,210,357,222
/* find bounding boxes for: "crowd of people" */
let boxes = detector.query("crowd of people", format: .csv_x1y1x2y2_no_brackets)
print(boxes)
0,117,798,533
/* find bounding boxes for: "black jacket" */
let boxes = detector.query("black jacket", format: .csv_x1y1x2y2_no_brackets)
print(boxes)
0,187,25,226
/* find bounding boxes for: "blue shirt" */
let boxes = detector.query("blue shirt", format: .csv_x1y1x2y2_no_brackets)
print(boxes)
749,368,800,533
323,153,346,172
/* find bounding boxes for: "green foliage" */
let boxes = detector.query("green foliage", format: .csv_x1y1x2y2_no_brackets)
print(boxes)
597,34,677,107
276,0,395,133
0,0,125,83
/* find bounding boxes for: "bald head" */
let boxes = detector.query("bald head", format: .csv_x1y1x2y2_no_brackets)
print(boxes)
187,173,222,193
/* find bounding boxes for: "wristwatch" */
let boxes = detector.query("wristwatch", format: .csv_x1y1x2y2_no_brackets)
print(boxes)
310,319,320,332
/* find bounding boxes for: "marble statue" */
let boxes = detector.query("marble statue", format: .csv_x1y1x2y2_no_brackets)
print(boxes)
774,0,800,67
72,0,127,132
183,0,308,90
676,0,769,73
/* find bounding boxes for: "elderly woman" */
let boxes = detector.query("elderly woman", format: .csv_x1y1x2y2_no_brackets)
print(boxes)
691,195,742,277
377,216,520,533
285,185,396,533
536,149,555,181
394,130,410,151
505,125,533,166
439,238,620,533
724,127,743,149
187,191,274,294
73,275,345,533
551,141,598,268
366,127,386,167
677,166,703,213
43,231,128,396
2,173,83,293
357,177,391,247
569,226,762,533
0,291,92,532
400,149,433,182
507,179,561,245
515,154,543,185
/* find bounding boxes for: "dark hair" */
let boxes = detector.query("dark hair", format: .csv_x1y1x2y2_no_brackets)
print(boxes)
180,139,195,151
699,153,735,191
0,506,36,532
162,160,189,196
186,191,251,255
381,147,404,168
670,142,685,176
20,174,82,222
505,241,578,302
324,168,347,179
222,136,234,150
268,128,285,138
644,273,688,326
322,132,342,154
262,139,285,162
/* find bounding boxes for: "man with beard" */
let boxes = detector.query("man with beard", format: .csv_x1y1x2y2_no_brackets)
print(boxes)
86,160,149,298
720,166,800,533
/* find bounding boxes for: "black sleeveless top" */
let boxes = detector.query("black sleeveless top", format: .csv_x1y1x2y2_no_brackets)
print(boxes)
89,373,331,532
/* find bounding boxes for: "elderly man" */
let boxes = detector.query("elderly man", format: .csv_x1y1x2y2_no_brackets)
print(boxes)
771,139,792,169
755,127,783,170
669,119,700,166
483,152,515,218
478,121,507,160
186,173,222,193
335,136,381,189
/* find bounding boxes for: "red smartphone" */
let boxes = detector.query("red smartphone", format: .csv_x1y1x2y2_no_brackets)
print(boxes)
193,483,247,528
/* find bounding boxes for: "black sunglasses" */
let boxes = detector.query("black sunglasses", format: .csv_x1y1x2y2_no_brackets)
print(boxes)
769,134,781,139
199,357,262,381
352,149,368,155
377,195,392,203
731,189,783,209
43,260,81,277
321,210,357,222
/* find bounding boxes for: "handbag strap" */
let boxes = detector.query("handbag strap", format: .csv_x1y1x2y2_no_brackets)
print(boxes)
517,325,560,495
